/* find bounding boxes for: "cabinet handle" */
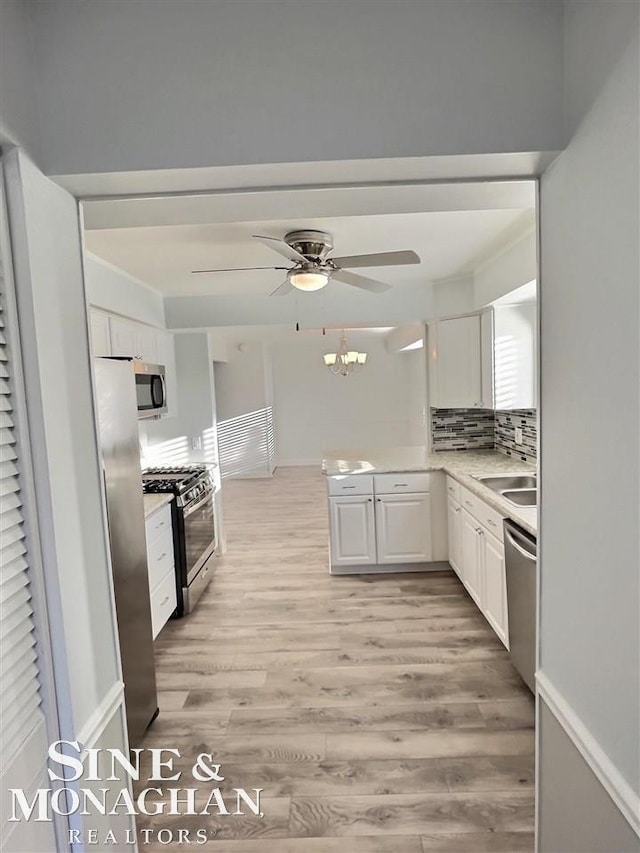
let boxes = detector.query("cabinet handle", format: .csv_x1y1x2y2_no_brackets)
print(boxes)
342,485,356,490
487,519,496,527
476,527,483,534
455,507,461,513
376,498,381,502
465,500,473,507
158,552,167,560
393,483,408,488
367,498,372,502
160,595,170,606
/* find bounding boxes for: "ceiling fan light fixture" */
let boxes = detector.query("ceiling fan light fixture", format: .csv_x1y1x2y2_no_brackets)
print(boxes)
288,269,330,292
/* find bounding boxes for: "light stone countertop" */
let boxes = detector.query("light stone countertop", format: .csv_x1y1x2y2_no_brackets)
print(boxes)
143,493,174,520
322,446,537,536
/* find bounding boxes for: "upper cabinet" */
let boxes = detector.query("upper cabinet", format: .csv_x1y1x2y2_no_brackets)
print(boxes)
88,309,177,417
89,309,112,357
488,303,537,410
428,315,483,409
428,303,536,411
109,315,158,363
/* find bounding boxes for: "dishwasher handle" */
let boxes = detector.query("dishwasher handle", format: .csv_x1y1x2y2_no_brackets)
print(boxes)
504,522,537,560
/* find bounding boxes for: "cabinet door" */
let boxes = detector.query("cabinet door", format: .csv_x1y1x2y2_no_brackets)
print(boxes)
375,493,432,564
109,315,138,357
329,496,376,567
460,508,483,608
89,309,111,357
430,315,482,408
447,495,463,579
136,323,158,364
482,529,509,648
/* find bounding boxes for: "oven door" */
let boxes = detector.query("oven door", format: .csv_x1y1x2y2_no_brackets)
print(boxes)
182,490,216,585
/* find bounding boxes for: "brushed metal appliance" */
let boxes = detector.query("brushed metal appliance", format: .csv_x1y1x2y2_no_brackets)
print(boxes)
504,519,537,693
94,358,159,746
142,465,217,615
107,358,167,419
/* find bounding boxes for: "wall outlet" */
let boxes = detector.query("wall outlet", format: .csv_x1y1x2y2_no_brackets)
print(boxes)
514,427,524,445
190,436,202,451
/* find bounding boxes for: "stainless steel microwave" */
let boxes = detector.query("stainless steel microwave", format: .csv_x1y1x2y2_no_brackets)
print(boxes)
106,358,168,418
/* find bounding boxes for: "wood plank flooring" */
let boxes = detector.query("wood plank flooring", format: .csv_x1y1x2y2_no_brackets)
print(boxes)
138,467,535,852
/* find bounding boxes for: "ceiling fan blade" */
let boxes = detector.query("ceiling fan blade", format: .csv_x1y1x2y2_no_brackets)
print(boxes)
332,250,420,269
253,234,308,263
270,278,294,296
332,269,391,294
192,265,289,274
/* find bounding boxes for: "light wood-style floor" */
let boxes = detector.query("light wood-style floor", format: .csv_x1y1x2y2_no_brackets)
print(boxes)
138,467,535,852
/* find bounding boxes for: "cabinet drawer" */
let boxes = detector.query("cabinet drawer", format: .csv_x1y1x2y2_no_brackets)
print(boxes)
374,472,430,494
147,529,175,591
150,571,177,639
446,476,460,503
458,485,504,542
327,475,373,496
145,503,172,546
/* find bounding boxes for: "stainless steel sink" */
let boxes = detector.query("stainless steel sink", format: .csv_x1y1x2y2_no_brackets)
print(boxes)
502,488,537,506
473,474,537,492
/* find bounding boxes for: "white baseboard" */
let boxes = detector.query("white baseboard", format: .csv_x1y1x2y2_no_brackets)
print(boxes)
537,671,640,836
76,680,125,751
275,459,321,467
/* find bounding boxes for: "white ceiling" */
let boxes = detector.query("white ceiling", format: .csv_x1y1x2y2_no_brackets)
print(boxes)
85,209,530,298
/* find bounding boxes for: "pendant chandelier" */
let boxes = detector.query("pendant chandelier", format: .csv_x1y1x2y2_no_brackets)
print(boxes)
323,331,367,376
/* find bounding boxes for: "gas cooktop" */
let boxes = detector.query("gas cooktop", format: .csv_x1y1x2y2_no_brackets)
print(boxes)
142,465,209,494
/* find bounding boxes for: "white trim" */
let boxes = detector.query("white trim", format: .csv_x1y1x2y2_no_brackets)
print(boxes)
76,681,125,751
276,459,321,467
537,671,640,837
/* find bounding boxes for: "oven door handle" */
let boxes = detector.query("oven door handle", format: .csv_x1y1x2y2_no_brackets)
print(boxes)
183,490,214,517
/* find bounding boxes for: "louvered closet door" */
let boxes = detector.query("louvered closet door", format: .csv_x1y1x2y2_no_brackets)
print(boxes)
0,245,56,850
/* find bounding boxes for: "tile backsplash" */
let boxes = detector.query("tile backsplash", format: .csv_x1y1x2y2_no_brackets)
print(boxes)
431,407,537,464
495,409,537,465
431,408,495,451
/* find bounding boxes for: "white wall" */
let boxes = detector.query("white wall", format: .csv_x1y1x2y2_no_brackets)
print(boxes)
271,335,418,465
165,281,436,331
84,253,165,327
474,229,537,308
539,0,639,838
26,0,563,178
0,0,42,161
141,332,217,466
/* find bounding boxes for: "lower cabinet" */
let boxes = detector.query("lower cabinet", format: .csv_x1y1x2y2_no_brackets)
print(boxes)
375,493,432,563
328,473,432,569
482,529,509,647
145,503,177,638
460,508,483,609
446,477,509,648
329,495,376,567
446,495,463,580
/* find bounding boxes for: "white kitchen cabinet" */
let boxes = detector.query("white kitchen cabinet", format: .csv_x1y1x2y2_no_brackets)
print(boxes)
375,493,432,564
447,494,463,579
481,304,537,410
109,315,158,363
145,502,177,639
428,315,483,409
482,529,509,647
89,309,112,357
460,508,483,608
329,495,376,567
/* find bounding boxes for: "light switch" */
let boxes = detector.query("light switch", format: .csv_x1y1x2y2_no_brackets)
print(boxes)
515,427,523,445
190,436,203,450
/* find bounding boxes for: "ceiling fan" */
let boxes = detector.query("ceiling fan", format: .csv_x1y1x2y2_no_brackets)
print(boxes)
191,230,420,295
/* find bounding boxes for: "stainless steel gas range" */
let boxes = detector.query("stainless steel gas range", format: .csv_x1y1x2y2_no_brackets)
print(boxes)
142,465,217,614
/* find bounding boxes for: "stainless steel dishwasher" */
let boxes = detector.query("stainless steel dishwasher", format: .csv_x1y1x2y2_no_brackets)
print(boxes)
504,519,537,692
